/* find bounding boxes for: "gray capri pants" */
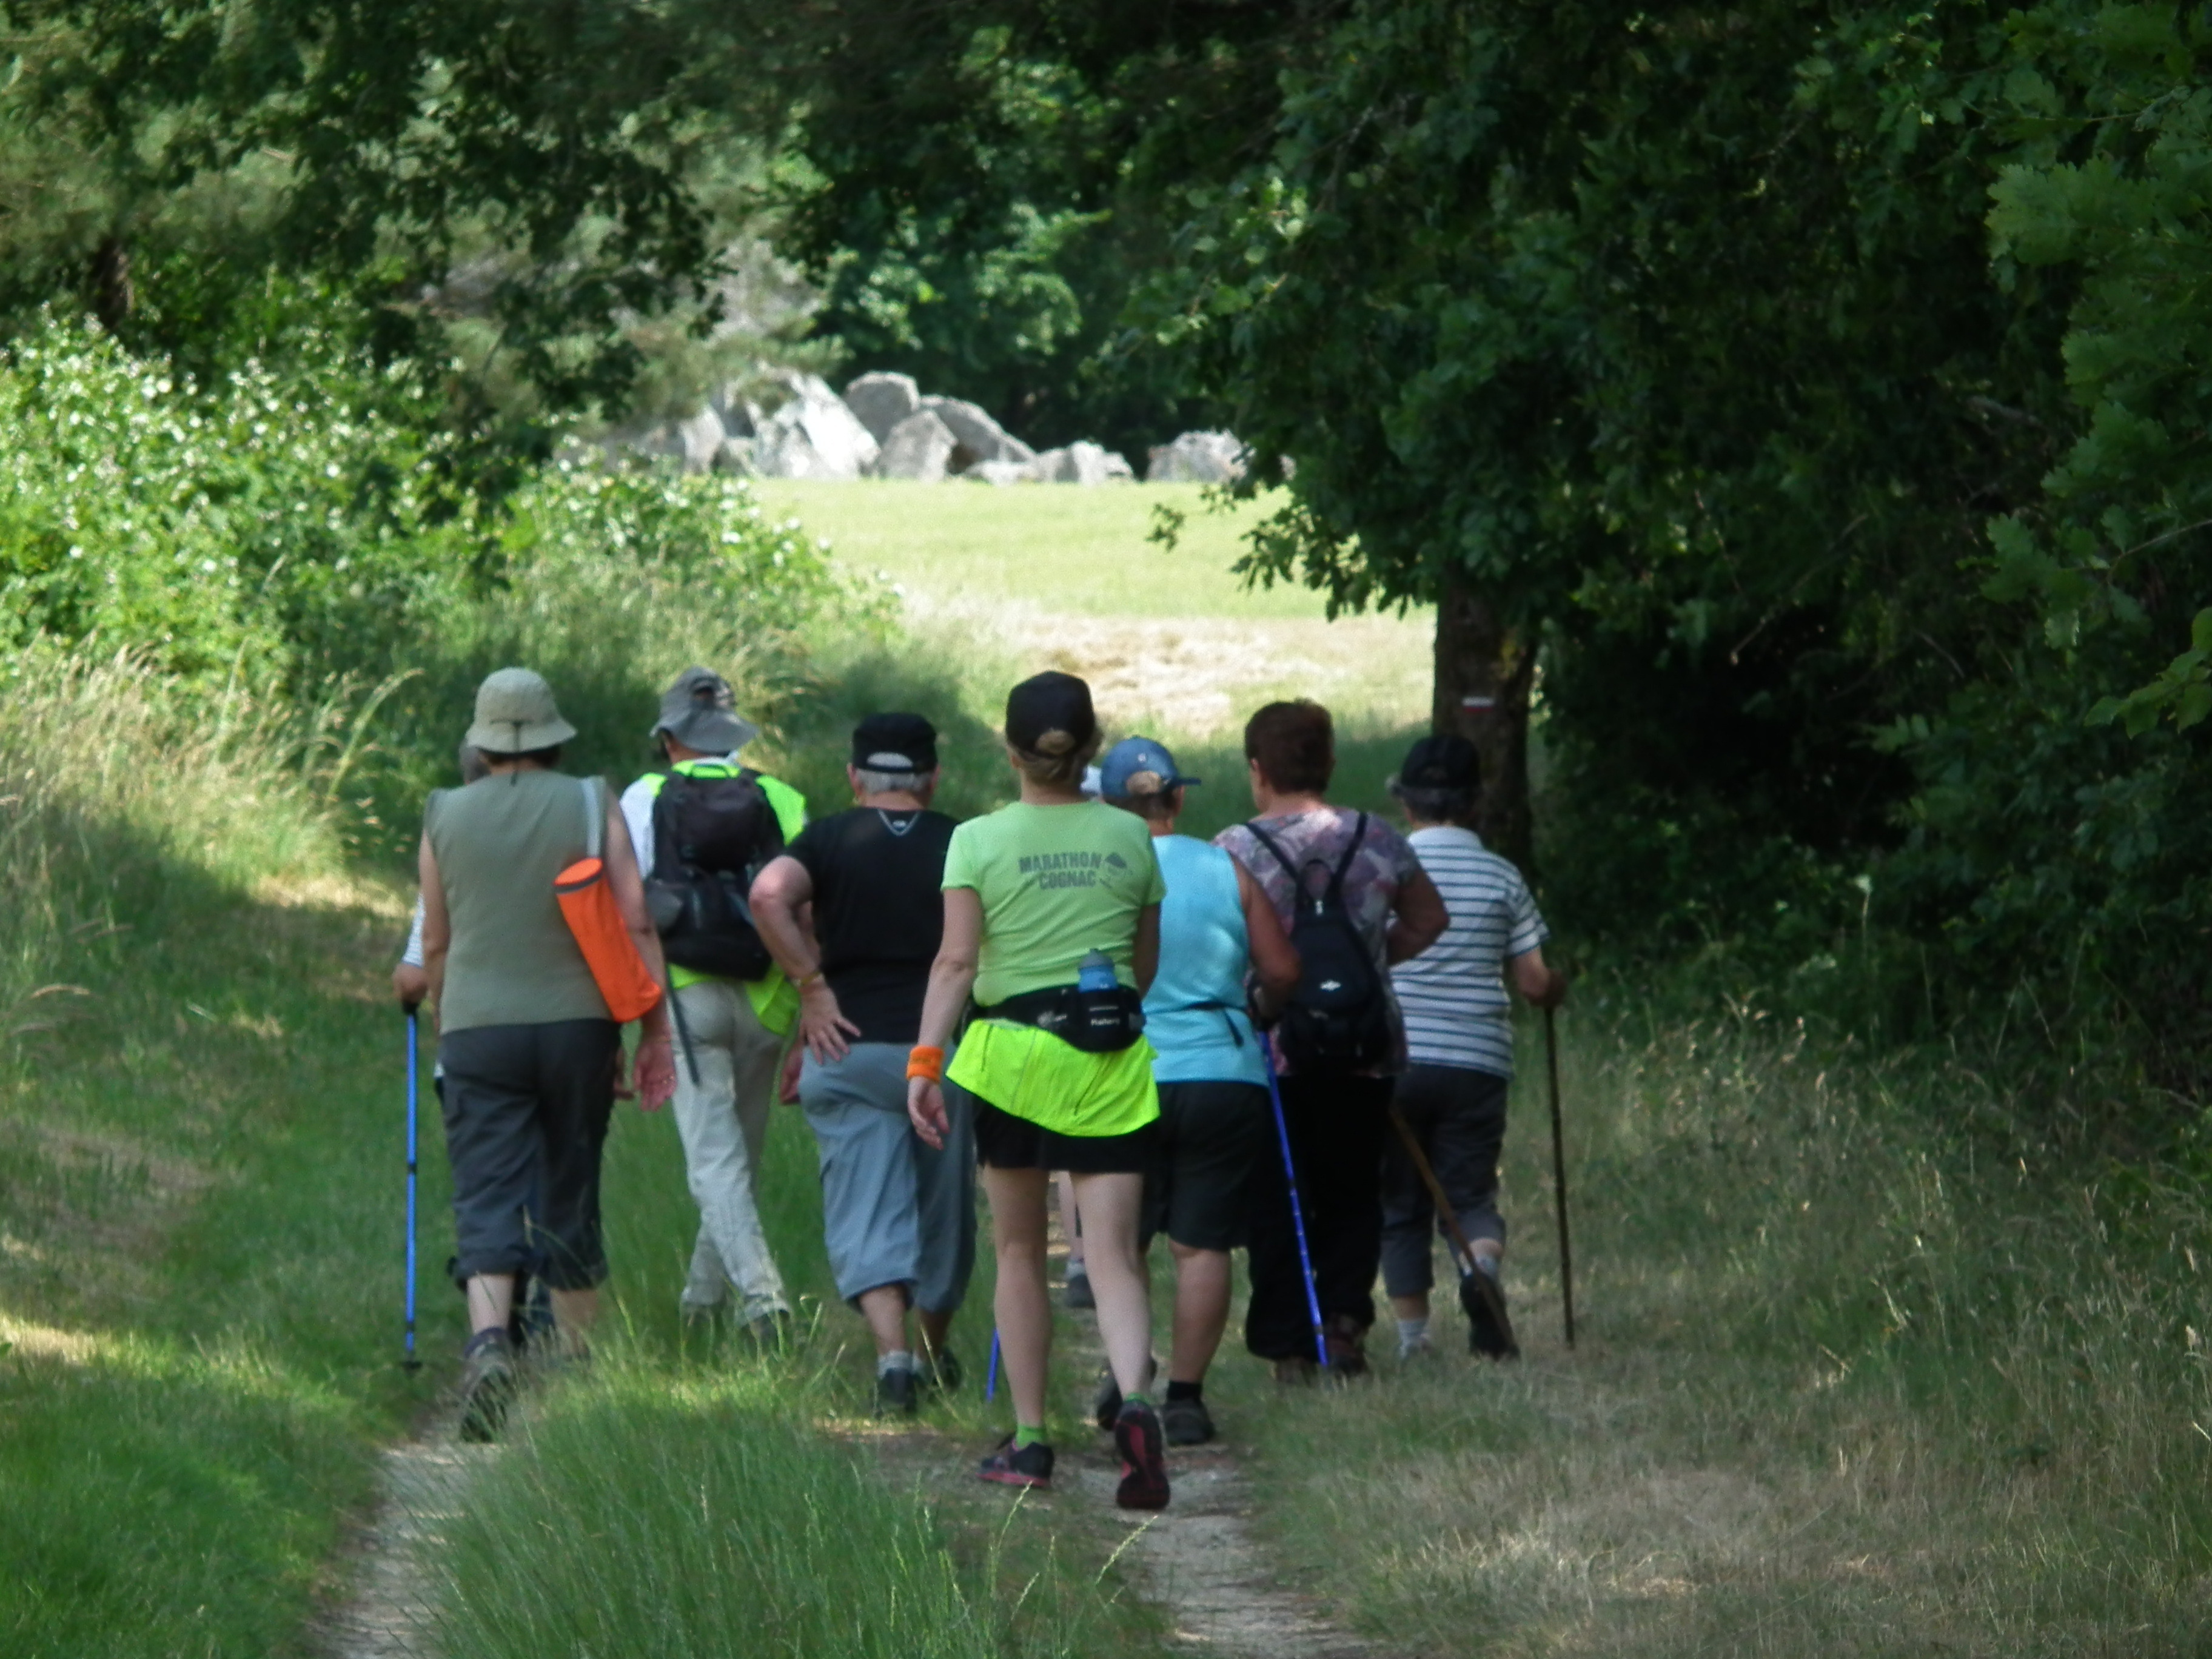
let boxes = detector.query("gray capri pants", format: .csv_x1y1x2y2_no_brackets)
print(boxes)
799,1042,976,1313
1379,1063,1510,1298
439,1018,620,1291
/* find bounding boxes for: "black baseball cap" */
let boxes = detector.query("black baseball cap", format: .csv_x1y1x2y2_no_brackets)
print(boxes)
851,711,938,772
1005,671,1096,755
1398,733,1481,791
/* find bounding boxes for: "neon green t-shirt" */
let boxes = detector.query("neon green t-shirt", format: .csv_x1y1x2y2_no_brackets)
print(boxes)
941,800,1167,1007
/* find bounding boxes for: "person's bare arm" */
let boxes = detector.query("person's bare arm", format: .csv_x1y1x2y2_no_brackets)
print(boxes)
1132,903,1161,996
418,834,450,1023
1385,867,1449,964
907,888,982,1150
1510,945,1568,1010
1236,862,1300,1007
751,854,860,1063
603,795,675,1109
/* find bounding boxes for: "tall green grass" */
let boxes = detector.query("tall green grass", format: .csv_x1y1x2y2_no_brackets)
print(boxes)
1214,1005,2212,1655
0,646,455,1658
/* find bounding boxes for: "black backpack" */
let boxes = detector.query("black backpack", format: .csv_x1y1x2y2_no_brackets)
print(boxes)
645,768,785,979
1244,813,1395,1075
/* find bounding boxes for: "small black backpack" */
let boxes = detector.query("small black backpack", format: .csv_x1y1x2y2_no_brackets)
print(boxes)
645,768,785,979
1244,813,1395,1075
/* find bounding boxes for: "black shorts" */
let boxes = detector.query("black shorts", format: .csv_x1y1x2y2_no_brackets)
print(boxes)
973,1095,1161,1175
440,1019,620,1291
1143,1080,1269,1252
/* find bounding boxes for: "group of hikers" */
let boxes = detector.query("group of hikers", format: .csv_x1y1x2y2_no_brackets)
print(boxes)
400,661,1565,1513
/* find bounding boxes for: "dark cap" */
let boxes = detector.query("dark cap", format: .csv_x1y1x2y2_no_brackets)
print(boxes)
1099,735,1199,799
1398,733,1481,792
652,666,758,754
1004,671,1096,757
851,712,939,773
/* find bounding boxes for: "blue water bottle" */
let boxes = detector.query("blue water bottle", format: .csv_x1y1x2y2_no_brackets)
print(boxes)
1077,949,1116,992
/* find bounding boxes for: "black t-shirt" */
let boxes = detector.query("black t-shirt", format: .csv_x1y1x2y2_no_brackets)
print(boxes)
785,806,958,1044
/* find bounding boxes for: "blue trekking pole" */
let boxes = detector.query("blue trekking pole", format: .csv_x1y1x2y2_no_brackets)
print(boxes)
1261,1039,1329,1369
403,1010,423,1373
985,1329,1001,1402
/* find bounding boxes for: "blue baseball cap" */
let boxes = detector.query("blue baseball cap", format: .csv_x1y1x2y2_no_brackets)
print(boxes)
1099,736,1201,800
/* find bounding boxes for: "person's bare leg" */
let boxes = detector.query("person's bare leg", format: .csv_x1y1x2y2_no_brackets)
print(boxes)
859,1284,910,1357
1167,1242,1231,1386
1070,1171,1151,1396
1055,1171,1085,1272
549,1287,598,1356
1389,1291,1432,1322
984,1166,1053,1429
466,1272,516,1336
917,1306,954,1359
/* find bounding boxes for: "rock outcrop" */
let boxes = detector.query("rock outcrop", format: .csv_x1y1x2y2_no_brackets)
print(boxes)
876,409,960,481
843,372,922,446
922,396,1036,470
1146,430,1248,483
753,373,881,480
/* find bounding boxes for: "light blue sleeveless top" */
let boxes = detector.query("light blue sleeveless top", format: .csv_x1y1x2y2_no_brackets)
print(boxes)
1145,836,1265,1087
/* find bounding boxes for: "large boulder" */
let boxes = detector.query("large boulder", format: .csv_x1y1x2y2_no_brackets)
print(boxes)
1146,429,1247,483
597,406,728,474
960,458,1029,487
843,372,922,444
921,395,1036,469
876,409,959,481
1025,441,1134,485
754,373,880,480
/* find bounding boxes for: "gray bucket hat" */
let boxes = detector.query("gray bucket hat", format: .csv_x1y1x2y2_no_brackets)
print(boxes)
465,668,578,755
652,666,758,755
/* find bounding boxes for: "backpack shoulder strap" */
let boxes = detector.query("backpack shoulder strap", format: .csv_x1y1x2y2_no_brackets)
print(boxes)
1326,812,1368,896
580,777,602,860
1242,820,1300,888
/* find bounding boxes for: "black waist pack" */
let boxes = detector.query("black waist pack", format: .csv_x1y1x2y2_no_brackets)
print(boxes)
979,983,1146,1053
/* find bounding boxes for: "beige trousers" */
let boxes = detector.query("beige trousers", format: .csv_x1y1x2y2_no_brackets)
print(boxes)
671,979,791,1321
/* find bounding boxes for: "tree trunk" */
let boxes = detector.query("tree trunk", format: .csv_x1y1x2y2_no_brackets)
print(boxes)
90,236,133,334
1432,576,1536,875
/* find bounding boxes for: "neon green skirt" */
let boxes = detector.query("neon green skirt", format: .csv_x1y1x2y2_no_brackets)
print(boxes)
946,1022,1160,1138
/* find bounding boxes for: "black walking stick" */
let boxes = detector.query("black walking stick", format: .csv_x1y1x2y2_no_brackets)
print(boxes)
1545,1005,1575,1348
403,1008,423,1372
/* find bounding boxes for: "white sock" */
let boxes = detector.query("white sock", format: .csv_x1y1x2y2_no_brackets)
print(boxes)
1396,1317,1430,1353
877,1350,914,1378
1473,1255,1501,1280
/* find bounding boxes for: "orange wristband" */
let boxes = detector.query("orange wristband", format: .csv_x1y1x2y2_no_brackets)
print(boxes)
906,1045,945,1082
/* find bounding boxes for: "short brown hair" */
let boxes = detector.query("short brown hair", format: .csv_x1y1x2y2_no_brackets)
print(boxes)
1244,700,1333,794
1107,783,1182,825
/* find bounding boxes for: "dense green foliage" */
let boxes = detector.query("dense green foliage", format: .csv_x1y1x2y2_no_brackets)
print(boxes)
0,318,883,851
776,0,2212,1102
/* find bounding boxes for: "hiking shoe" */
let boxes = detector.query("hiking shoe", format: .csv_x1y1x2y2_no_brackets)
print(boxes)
1398,1334,1437,1364
1062,1269,1095,1310
457,1329,517,1443
1113,1403,1171,1510
1323,1315,1370,1379
916,1346,964,1399
1465,1267,1520,1360
978,1436,1054,1489
1092,1369,1123,1432
740,1309,795,1353
1161,1395,1215,1447
1272,1355,1319,1386
873,1366,919,1419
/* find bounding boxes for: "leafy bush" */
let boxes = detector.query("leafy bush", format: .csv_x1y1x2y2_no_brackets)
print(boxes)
0,316,891,856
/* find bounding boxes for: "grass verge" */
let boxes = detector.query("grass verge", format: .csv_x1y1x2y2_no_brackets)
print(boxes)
1202,1006,2212,1655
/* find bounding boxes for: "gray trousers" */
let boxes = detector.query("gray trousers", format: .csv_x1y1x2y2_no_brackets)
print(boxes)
672,979,791,1321
799,1043,975,1315
1379,1063,1510,1298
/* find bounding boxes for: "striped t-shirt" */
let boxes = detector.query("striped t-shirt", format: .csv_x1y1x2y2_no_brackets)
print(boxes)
1390,826,1547,1078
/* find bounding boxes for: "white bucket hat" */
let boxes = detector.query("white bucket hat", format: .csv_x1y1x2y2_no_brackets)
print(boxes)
464,668,579,755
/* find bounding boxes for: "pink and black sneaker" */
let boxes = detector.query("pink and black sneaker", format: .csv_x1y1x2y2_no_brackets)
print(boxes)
978,1435,1054,1489
1113,1403,1171,1510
